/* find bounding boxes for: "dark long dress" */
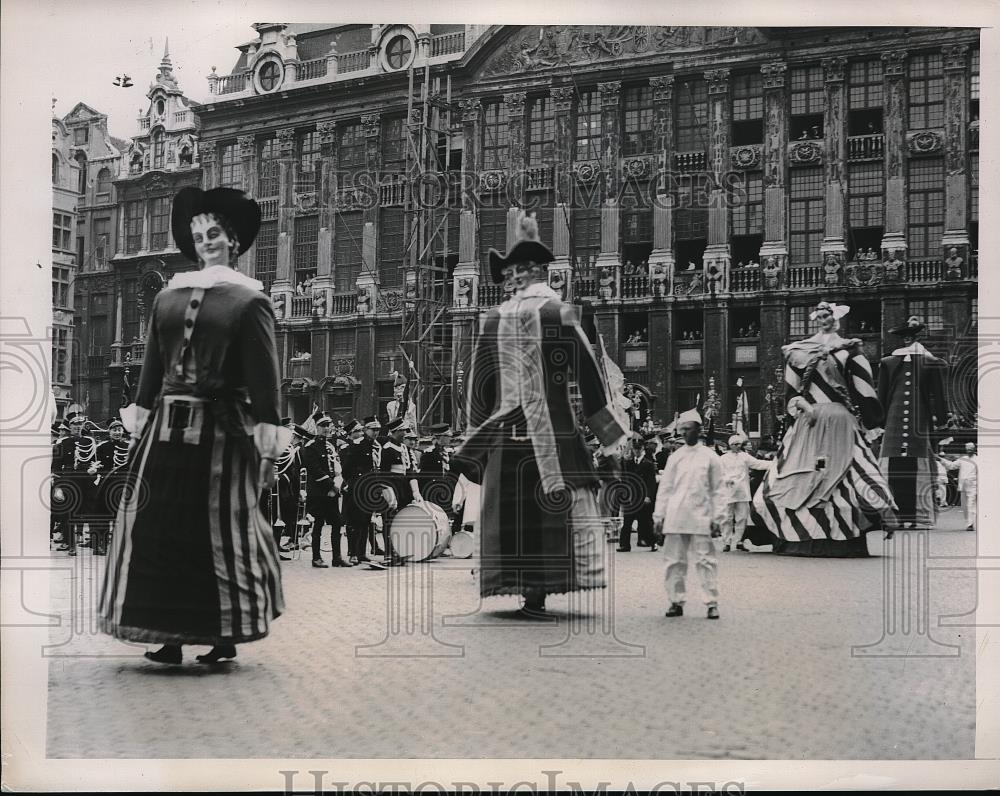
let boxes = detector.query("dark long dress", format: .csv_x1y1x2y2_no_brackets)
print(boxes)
99,272,285,645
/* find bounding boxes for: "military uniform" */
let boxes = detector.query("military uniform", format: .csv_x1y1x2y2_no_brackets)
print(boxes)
270,436,304,550
91,428,132,555
300,423,346,566
52,422,100,555
341,419,385,561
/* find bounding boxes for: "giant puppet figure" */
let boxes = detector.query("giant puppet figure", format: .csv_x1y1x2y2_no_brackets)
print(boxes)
877,316,948,530
453,215,627,615
750,301,896,556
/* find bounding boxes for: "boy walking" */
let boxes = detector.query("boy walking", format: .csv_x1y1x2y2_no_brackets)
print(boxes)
653,409,726,620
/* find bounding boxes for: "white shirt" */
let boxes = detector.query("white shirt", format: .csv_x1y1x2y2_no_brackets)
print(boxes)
943,454,978,491
653,443,725,535
718,450,774,503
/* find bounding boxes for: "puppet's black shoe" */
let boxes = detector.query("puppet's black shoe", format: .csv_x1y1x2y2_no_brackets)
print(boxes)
144,645,182,664
196,645,237,664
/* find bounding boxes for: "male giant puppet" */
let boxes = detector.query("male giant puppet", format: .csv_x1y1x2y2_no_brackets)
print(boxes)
452,214,627,616
877,316,948,530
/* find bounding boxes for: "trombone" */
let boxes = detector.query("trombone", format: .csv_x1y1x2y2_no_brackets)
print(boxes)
294,466,312,559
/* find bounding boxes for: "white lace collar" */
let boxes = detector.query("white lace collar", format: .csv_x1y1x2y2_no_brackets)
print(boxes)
166,265,263,292
891,341,933,357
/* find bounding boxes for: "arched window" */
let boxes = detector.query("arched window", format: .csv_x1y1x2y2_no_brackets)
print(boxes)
52,153,60,185
96,168,111,200
152,131,165,170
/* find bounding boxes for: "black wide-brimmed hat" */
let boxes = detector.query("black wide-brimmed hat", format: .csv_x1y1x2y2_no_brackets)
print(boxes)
488,214,554,284
171,187,262,264
889,315,926,337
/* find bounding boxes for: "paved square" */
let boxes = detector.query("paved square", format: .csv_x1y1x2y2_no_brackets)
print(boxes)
45,509,977,759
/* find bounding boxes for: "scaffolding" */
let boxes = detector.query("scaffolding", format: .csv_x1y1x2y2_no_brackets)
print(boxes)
398,65,457,430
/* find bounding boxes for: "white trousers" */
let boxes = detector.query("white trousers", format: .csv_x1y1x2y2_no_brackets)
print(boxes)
962,486,978,528
721,501,750,547
662,533,719,606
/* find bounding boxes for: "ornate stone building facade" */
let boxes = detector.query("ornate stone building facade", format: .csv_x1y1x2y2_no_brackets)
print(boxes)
70,45,202,419
51,113,83,414
73,25,981,434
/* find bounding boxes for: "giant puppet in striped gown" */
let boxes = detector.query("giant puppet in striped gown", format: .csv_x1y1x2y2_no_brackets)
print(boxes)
750,302,897,556
99,188,289,654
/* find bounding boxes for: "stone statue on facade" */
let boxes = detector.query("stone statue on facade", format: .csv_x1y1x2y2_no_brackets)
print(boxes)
312,290,326,317
762,256,781,290
455,277,471,308
271,293,286,321
823,253,842,286
597,267,616,300
945,246,964,280
356,285,371,315
882,249,903,283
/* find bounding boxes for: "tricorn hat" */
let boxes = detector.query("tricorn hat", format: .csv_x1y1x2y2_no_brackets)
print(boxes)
314,414,333,427
488,214,555,284
171,187,262,264
889,315,926,337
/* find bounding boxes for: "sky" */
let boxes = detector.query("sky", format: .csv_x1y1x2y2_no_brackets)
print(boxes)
45,2,277,140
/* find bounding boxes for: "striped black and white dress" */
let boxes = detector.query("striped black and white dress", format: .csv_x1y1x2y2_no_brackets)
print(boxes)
750,333,897,556
99,267,288,645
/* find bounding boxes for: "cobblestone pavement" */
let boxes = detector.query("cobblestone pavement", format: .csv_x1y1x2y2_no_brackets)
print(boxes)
45,508,977,760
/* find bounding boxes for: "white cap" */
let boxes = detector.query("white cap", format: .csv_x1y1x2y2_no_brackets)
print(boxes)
728,434,747,446
677,408,703,429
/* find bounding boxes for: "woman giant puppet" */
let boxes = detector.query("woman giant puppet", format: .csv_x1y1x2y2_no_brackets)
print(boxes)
750,301,897,556
452,215,628,614
99,188,289,664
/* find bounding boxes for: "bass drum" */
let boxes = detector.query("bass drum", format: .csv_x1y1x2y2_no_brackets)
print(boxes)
390,502,451,562
448,529,474,559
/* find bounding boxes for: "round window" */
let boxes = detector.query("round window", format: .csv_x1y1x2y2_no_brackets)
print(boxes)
259,60,282,92
385,35,413,70
155,99,165,116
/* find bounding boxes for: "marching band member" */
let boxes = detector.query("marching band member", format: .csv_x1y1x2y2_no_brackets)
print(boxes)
301,415,349,567
52,412,99,556
50,420,69,546
271,422,309,561
341,417,385,565
418,423,455,519
91,419,132,556
377,417,424,566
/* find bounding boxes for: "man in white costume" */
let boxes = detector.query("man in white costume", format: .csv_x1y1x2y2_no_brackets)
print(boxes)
653,409,726,620
940,442,978,531
719,433,774,552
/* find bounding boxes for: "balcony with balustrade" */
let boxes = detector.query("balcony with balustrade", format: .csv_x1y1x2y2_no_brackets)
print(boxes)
290,295,314,319
431,31,466,57
847,133,885,161
216,72,249,95
258,197,279,221
296,58,329,82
